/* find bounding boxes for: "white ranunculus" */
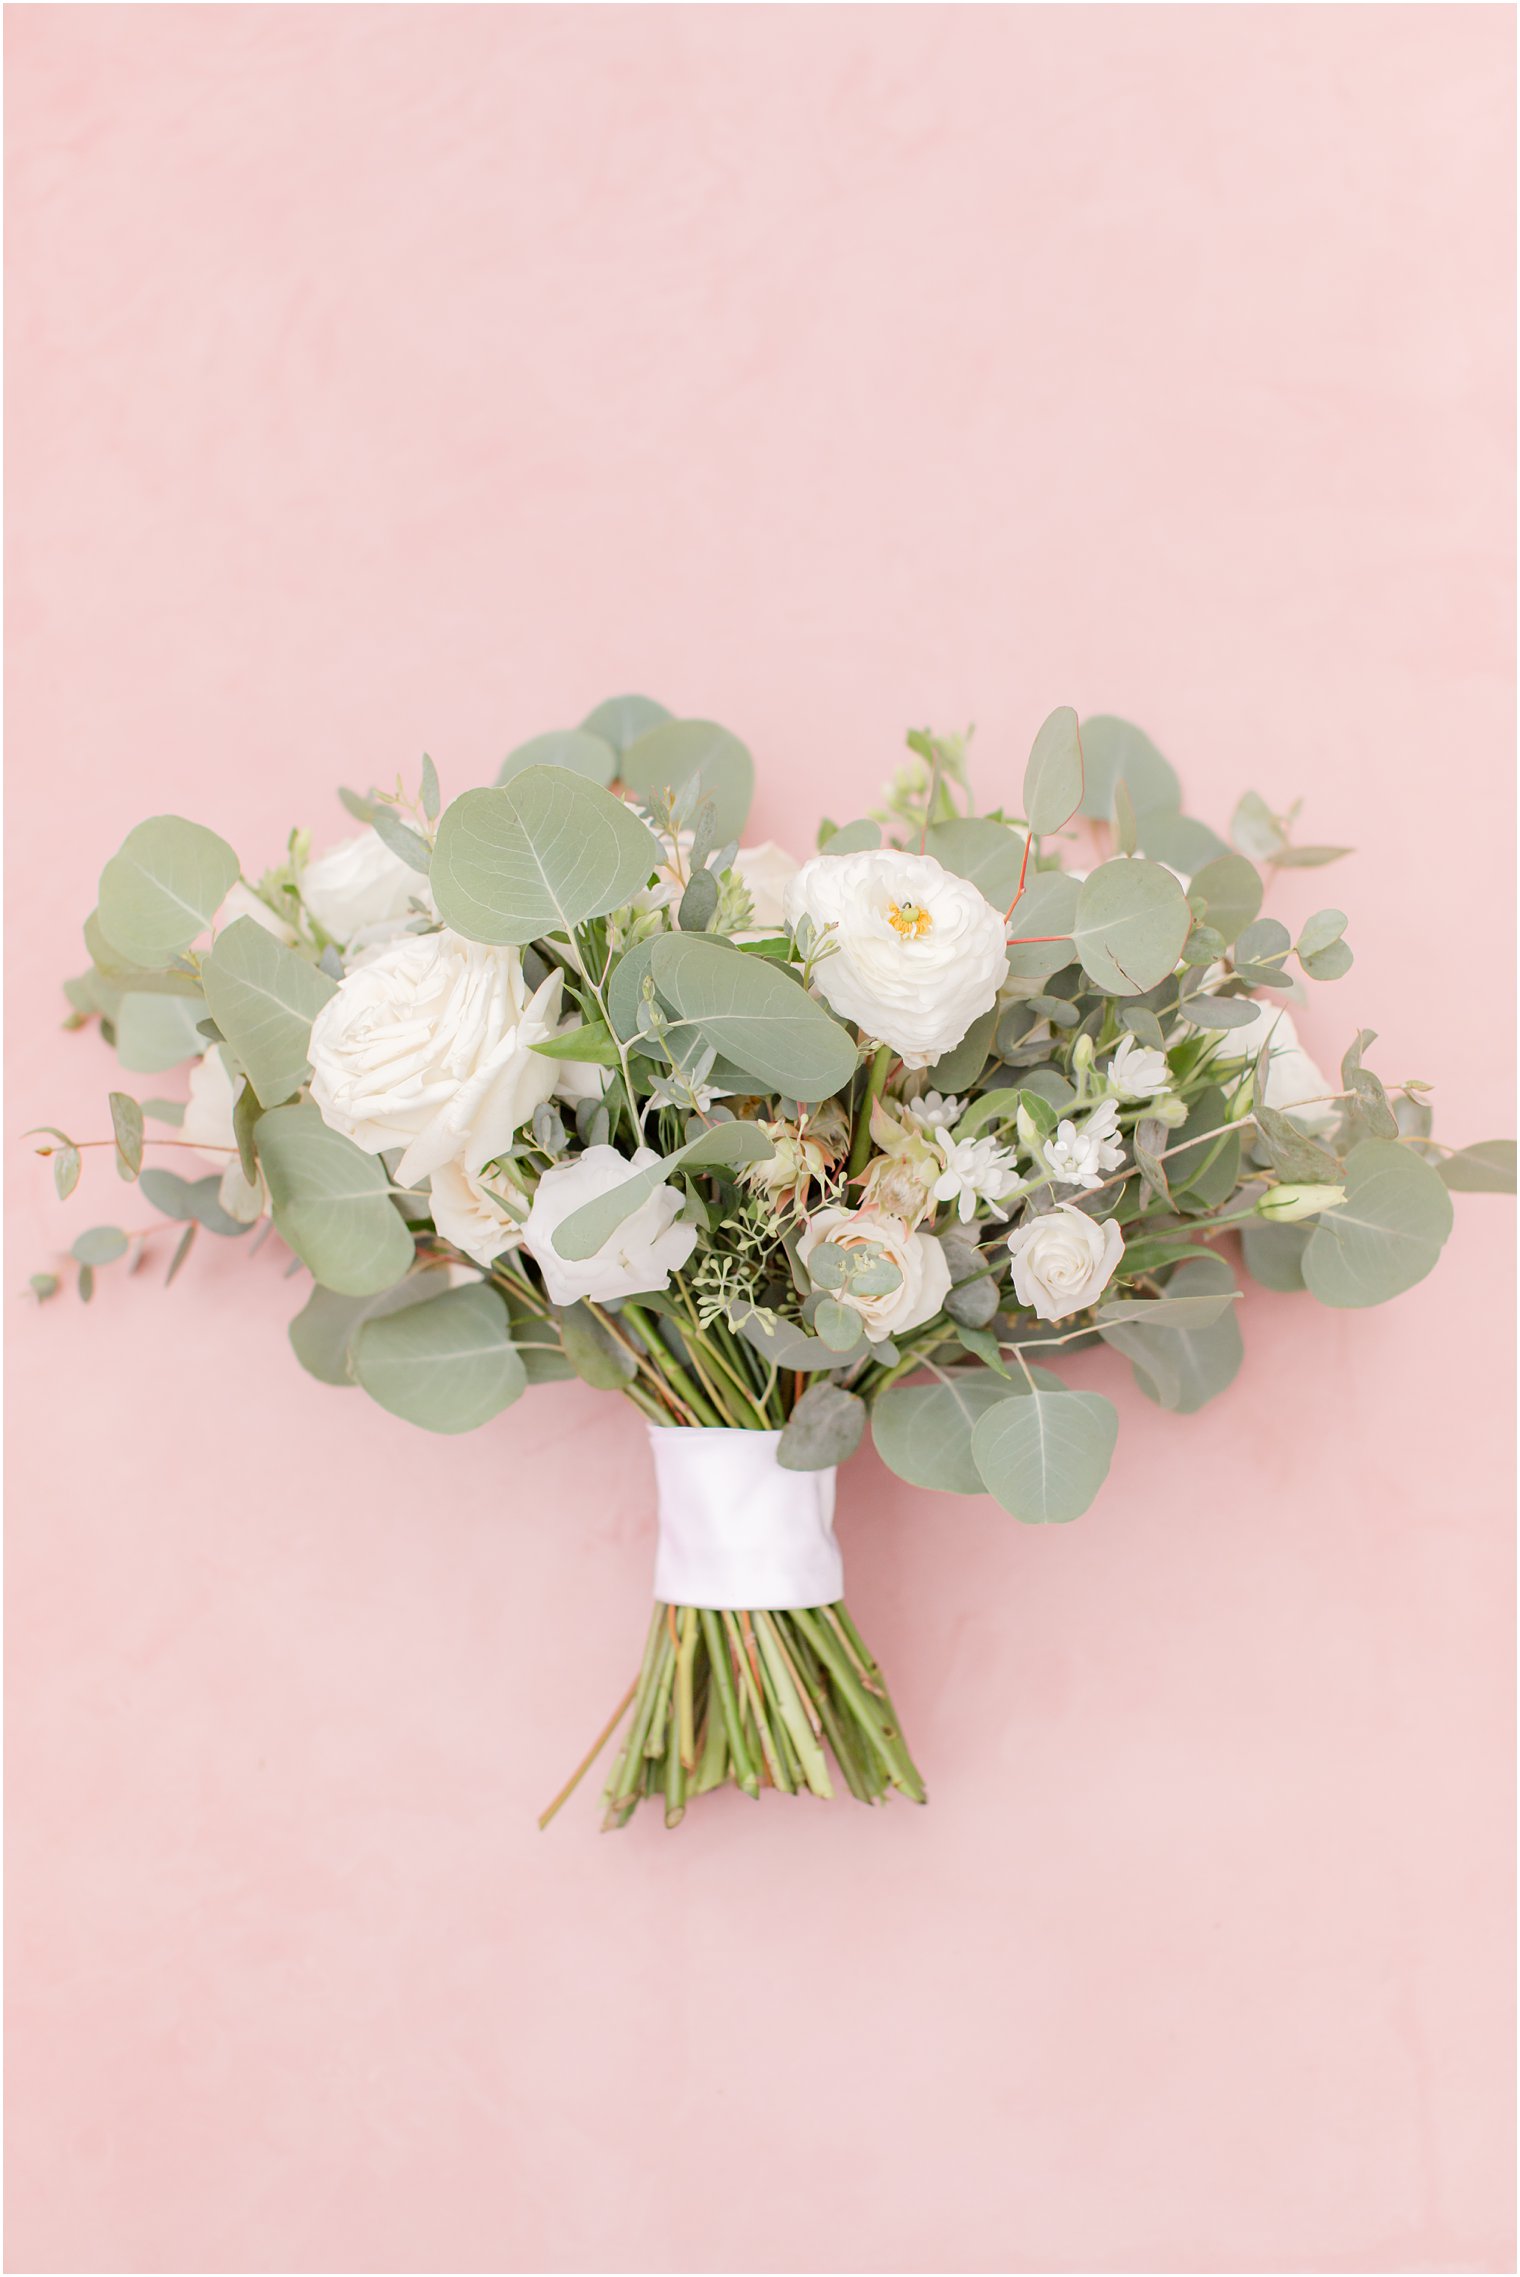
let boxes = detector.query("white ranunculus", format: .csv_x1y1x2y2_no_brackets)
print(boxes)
1219,1002,1338,1136
1105,1034,1171,1102
732,841,800,929
1006,1203,1125,1322
1040,1100,1126,1192
300,828,428,944
182,1045,240,1165
796,1204,953,1339
429,1157,527,1267
306,930,563,1183
523,1145,698,1307
783,848,1010,1068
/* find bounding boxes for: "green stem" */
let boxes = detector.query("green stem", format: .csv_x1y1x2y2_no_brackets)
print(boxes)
620,1305,726,1427
847,1045,895,1178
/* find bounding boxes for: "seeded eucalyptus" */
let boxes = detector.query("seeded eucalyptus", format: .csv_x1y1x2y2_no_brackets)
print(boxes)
34,698,1513,1831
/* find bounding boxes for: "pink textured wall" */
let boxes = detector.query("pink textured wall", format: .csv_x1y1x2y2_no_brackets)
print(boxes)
6,8,1514,2272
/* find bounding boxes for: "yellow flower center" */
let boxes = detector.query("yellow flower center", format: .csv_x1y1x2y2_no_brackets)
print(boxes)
887,898,933,940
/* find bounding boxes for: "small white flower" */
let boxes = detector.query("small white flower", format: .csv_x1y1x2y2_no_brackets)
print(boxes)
931,1132,1021,1223
1006,1203,1125,1322
912,1090,966,1131
429,1157,528,1267
783,848,1009,1067
1105,1034,1171,1102
1040,1100,1125,1192
523,1145,698,1307
646,1069,731,1115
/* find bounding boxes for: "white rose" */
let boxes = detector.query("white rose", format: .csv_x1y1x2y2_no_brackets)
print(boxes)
796,1204,953,1340
732,841,800,930
1218,1002,1338,1136
1105,1033,1171,1101
783,848,1008,1067
522,1145,698,1306
1006,1203,1124,1322
429,1157,527,1267
182,1045,239,1165
307,929,562,1183
300,829,428,944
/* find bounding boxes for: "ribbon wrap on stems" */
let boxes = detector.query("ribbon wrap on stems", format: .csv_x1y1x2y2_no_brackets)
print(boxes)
648,1425,844,1610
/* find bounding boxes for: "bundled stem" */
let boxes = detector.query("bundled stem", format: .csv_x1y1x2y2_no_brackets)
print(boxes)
544,1597,926,1831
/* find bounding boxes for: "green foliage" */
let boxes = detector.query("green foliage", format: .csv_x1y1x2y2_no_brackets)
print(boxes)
1022,706,1084,836
1004,870,1079,978
925,818,1026,908
1079,717,1180,823
96,817,239,968
140,1167,255,1237
109,1092,144,1180
288,1270,453,1386
551,1117,773,1262
971,1387,1119,1522
114,991,208,1073
1302,1140,1453,1307
200,917,336,1108
1189,854,1262,946
556,1302,640,1389
1437,1141,1516,1193
1101,1255,1243,1413
648,933,857,1101
352,1284,527,1433
872,1368,1022,1494
431,769,663,945
579,693,673,755
72,1226,128,1267
1074,859,1192,995
497,728,617,788
777,1383,865,1469
619,719,754,841
256,1104,414,1294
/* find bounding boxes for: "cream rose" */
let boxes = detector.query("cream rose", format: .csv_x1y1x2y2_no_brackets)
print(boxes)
796,1204,953,1340
783,849,1008,1067
300,828,428,944
307,930,562,1183
428,1157,527,1267
1006,1203,1124,1322
523,1145,698,1307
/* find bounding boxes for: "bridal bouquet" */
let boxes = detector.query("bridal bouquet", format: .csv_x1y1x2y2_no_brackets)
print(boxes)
35,699,1513,1829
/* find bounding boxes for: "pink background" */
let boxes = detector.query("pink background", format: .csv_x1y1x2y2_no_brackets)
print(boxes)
6,8,1515,2272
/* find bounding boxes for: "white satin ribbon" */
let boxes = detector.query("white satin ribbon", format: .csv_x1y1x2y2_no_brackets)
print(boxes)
648,1426,844,1610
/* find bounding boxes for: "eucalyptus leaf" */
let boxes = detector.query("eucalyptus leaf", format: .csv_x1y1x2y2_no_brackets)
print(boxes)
1236,917,1291,965
777,1383,865,1470
72,1225,129,1267
288,1269,452,1386
1274,844,1351,870
199,917,336,1107
1022,706,1084,836
1189,854,1263,946
368,807,433,875
1437,1140,1516,1193
1106,1254,1242,1414
649,934,857,1102
926,817,1026,909
114,990,209,1074
556,1301,639,1389
497,728,617,788
1134,811,1230,872
1074,859,1191,995
97,816,240,968
139,1167,256,1238
352,1284,527,1433
926,1007,996,1094
1231,791,1285,862
1302,1140,1453,1308
814,1297,864,1353
1240,1220,1310,1292
256,1103,414,1294
732,1305,841,1373
971,1388,1119,1523
579,694,673,756
1079,718,1180,822
109,1092,144,1179
678,867,719,932
620,719,754,841
1167,1086,1242,1209
1004,869,1078,979
1255,1102,1341,1182
1183,993,1261,1031
820,819,882,854
1300,939,1354,982
871,1368,1023,1494
431,769,662,945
